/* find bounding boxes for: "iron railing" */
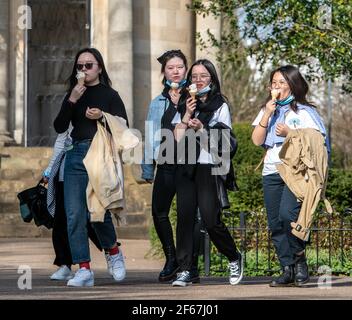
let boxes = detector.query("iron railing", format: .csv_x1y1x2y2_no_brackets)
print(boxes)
202,208,352,275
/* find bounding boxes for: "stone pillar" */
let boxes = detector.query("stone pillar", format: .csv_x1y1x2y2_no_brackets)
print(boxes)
91,0,108,63
0,0,11,145
133,0,195,133
195,1,221,77
108,0,133,126
8,0,26,145
91,0,133,126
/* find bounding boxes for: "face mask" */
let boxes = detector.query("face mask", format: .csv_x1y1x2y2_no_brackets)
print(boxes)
197,84,211,97
165,79,187,88
276,95,294,107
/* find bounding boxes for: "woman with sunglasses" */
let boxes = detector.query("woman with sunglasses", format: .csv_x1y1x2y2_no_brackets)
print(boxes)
251,65,328,287
172,59,243,287
141,50,201,283
54,48,128,287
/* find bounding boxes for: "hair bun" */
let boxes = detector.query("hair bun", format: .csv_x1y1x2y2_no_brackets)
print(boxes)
157,49,182,64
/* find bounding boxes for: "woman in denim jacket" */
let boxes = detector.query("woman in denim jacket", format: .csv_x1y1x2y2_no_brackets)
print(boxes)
141,50,200,282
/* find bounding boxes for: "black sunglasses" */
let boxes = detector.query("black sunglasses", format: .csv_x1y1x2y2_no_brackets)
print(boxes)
76,62,98,71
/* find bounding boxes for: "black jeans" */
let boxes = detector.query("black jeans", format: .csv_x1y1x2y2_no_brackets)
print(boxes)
263,173,305,267
152,164,200,262
52,182,102,267
175,164,239,271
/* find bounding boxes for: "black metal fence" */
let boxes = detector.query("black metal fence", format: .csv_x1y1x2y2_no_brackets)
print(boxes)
202,208,352,276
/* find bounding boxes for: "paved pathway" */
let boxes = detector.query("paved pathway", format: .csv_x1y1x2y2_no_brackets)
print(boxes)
0,238,351,300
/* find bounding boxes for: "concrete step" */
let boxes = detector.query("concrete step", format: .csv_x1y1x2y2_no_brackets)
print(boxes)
117,225,150,240
0,213,51,237
0,147,53,159
0,192,18,204
123,211,148,225
0,157,50,170
0,179,39,193
0,202,20,214
0,168,43,181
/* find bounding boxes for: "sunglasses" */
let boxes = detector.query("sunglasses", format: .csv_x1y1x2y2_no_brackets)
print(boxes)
76,62,98,71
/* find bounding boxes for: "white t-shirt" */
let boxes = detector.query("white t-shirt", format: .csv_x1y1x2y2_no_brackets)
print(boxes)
252,108,320,176
172,103,232,164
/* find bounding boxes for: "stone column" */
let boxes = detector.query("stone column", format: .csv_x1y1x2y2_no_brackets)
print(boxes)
91,0,133,126
8,0,26,145
0,0,11,146
91,0,109,63
133,0,195,133
108,0,133,126
195,1,222,77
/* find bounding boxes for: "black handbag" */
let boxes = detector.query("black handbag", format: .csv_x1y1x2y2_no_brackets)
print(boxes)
17,180,54,229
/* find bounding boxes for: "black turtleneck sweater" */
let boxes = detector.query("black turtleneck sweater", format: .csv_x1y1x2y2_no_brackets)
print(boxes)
54,83,128,141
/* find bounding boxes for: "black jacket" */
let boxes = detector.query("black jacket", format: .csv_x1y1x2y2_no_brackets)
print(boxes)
206,122,238,209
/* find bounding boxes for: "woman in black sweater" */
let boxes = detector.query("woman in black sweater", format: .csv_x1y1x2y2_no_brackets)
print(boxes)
54,48,128,287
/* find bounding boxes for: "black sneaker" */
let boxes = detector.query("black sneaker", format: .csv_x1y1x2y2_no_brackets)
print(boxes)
270,265,295,287
229,252,244,285
172,271,192,287
295,254,309,286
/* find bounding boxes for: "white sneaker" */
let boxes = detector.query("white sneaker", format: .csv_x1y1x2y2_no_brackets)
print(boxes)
67,267,94,287
105,252,113,276
50,265,74,281
172,271,192,287
109,250,126,282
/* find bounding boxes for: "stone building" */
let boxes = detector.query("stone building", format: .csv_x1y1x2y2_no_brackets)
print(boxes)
0,0,220,238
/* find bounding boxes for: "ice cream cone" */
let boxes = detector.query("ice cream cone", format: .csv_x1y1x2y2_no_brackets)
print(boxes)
76,71,86,85
271,89,280,100
188,84,197,100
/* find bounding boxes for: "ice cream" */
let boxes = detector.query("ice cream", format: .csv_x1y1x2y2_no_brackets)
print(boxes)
271,89,280,100
76,71,86,85
170,82,179,94
188,83,197,99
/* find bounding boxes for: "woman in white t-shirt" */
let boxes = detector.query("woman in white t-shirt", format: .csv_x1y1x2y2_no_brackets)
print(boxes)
252,65,327,287
171,59,243,287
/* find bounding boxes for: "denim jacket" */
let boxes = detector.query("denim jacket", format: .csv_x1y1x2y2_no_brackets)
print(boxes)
141,94,169,180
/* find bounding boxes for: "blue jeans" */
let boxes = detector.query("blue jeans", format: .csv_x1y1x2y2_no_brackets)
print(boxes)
64,140,117,264
263,173,305,267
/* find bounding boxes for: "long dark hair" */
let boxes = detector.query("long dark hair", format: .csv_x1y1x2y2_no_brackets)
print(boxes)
66,47,112,93
263,65,315,111
157,49,188,85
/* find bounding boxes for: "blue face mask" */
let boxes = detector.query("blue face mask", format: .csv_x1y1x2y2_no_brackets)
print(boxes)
197,84,211,97
276,95,294,108
165,79,187,88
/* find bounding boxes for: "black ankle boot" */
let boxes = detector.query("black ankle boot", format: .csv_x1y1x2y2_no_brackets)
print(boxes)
270,265,295,287
159,246,179,282
294,253,309,286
